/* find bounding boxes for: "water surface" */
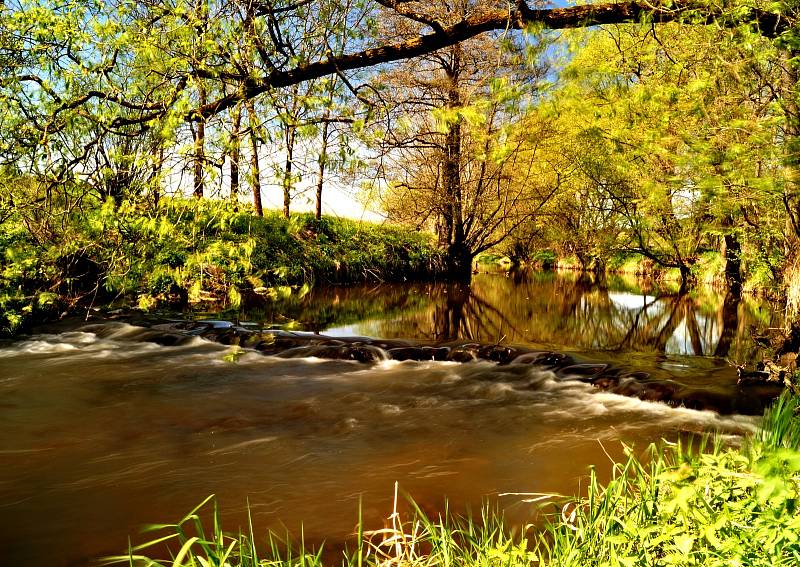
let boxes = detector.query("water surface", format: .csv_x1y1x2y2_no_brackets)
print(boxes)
0,271,780,566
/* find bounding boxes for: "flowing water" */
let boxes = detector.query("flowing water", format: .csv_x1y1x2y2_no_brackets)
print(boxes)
0,271,783,566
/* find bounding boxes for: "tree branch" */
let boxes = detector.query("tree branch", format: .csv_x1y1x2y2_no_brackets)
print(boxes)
192,0,785,121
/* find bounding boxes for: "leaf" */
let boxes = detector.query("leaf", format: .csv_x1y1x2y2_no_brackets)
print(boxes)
673,533,695,556
171,536,199,567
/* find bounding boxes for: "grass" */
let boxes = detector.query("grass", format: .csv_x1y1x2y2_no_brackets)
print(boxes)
0,197,445,335
107,393,800,567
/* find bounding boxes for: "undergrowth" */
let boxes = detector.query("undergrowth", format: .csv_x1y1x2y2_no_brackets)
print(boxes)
0,198,444,335
106,393,800,566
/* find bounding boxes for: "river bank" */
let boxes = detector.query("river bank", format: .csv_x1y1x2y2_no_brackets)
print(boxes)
0,198,446,337
497,251,777,297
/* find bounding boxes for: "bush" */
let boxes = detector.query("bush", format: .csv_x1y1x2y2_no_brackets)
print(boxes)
530,249,557,269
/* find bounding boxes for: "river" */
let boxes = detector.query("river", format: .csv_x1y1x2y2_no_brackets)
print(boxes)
0,270,782,566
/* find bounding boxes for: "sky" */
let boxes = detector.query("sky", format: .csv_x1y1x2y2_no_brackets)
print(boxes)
166,149,387,222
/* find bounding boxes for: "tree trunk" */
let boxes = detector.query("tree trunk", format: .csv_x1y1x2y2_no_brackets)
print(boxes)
283,126,295,219
782,48,800,235
446,241,473,281
592,256,606,276
245,100,263,217
678,264,692,295
721,218,742,296
440,208,453,247
780,49,800,316
713,291,741,358
315,112,330,221
315,80,338,221
443,45,469,280
192,82,206,198
281,83,303,219
230,103,242,200
149,143,165,209
192,0,207,199
576,252,589,272
711,163,742,296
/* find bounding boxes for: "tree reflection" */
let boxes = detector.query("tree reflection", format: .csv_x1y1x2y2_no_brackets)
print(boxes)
430,284,526,342
713,292,741,358
236,270,775,362
371,271,775,360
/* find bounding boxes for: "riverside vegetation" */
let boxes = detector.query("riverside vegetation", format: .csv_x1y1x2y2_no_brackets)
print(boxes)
0,196,444,336
7,0,800,327
106,393,800,567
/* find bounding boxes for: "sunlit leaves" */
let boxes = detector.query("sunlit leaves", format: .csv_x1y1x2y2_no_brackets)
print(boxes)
538,18,787,281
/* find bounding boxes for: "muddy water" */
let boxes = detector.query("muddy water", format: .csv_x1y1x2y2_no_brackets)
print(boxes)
0,272,781,566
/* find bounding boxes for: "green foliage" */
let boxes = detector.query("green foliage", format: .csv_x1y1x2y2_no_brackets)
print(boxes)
475,252,511,266
556,255,582,270
297,214,445,284
0,214,61,334
0,196,443,336
760,392,800,450
539,394,800,566
606,253,652,275
524,21,789,291
529,250,557,268
106,492,536,567
693,251,726,286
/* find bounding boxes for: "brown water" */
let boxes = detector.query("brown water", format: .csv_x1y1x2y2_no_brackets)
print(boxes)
0,271,780,566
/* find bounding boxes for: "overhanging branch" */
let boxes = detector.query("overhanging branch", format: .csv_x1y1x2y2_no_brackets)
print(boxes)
187,0,786,120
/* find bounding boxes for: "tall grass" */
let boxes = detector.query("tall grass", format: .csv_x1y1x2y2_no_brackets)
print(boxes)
759,391,800,450
107,394,800,567
539,394,800,566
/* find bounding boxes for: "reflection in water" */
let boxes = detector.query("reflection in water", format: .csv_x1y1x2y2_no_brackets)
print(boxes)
242,270,779,365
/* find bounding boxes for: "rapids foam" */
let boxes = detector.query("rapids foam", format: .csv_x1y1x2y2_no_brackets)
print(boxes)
0,322,761,437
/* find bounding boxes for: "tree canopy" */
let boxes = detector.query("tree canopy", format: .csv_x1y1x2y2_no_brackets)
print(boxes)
5,0,800,327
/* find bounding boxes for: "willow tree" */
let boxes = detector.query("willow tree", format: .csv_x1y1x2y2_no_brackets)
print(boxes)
368,0,557,278
538,20,786,292
0,0,788,175
3,0,800,273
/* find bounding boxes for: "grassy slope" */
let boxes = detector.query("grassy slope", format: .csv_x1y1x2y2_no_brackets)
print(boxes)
0,198,445,335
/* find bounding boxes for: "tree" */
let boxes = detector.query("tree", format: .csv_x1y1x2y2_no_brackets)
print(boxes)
228,102,243,199
3,0,800,288
370,0,558,277
245,99,265,216
536,21,786,291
